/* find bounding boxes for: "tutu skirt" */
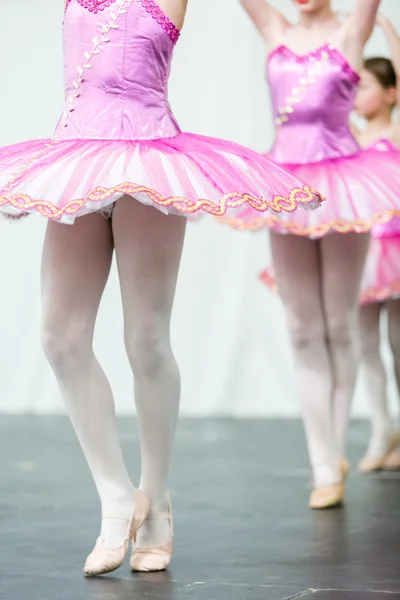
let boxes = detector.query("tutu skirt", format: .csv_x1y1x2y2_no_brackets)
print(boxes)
360,229,400,305
260,233,400,306
0,133,322,224
220,149,400,238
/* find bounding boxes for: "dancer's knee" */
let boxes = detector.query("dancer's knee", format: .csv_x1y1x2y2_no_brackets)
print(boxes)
288,319,325,352
124,318,171,378
325,311,355,348
42,310,92,372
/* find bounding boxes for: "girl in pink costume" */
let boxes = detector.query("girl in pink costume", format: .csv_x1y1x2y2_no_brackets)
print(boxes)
229,0,400,511
0,0,323,576
354,14,400,472
260,14,400,474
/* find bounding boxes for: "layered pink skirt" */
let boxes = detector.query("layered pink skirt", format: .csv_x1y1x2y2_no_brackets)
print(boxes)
360,219,400,305
220,149,400,238
0,133,322,224
260,232,400,306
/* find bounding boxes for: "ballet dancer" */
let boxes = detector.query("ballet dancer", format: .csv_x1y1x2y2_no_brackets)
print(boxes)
224,0,400,509
353,14,400,472
0,0,322,576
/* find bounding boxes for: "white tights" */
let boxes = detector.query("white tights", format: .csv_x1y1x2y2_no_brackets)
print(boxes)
359,299,400,456
41,197,186,548
270,231,370,486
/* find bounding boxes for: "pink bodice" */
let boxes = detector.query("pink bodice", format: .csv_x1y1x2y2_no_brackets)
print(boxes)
268,44,361,165
57,0,181,140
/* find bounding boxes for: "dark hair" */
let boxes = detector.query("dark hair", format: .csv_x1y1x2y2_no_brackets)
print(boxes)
363,57,397,89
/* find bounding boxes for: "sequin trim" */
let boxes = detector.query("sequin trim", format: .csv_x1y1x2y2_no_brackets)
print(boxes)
360,282,400,305
65,0,180,42
274,53,328,127
0,184,322,220
65,0,117,12
268,44,360,85
218,209,400,237
77,0,116,12
269,45,358,128
136,0,180,43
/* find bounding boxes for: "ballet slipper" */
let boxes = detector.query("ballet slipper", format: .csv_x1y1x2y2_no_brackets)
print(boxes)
84,488,149,576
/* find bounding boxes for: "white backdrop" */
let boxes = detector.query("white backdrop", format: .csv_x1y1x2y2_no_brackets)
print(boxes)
0,0,399,416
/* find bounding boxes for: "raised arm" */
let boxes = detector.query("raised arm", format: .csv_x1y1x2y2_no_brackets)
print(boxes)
344,0,381,47
239,0,288,47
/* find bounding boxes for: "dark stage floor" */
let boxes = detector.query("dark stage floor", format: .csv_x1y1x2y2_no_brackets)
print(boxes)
0,417,399,600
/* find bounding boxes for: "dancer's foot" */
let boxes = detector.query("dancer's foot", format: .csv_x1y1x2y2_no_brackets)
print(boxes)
358,431,400,472
383,440,400,471
131,493,173,572
84,488,149,576
309,463,345,510
340,457,350,479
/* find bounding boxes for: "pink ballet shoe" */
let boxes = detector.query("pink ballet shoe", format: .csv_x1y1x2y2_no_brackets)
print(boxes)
340,457,350,479
383,448,400,471
358,432,400,473
84,488,150,576
309,481,345,510
309,461,346,510
130,497,173,572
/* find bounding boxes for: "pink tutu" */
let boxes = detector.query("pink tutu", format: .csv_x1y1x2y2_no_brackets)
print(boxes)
0,134,321,224
219,45,400,237
360,217,400,305
0,0,322,225
260,226,400,306
220,149,400,238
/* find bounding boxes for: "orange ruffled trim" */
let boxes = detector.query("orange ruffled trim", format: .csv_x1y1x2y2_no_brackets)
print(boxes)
0,183,322,220
360,282,400,305
261,267,400,306
220,209,400,237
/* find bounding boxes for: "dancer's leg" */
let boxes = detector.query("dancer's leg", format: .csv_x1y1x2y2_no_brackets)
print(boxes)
112,197,186,547
41,214,135,547
387,298,400,410
385,298,400,465
359,302,392,457
320,233,370,457
270,232,339,486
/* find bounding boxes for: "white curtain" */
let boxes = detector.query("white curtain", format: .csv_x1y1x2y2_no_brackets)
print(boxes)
0,0,398,415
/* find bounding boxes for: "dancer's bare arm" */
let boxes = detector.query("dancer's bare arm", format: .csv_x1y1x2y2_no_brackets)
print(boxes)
377,13,400,105
340,0,381,68
344,0,381,46
240,0,288,47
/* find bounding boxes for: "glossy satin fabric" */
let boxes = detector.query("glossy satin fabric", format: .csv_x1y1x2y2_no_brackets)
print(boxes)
0,0,322,223
268,44,360,164
59,0,180,140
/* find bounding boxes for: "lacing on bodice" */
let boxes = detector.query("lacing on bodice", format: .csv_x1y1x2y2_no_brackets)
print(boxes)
267,44,361,164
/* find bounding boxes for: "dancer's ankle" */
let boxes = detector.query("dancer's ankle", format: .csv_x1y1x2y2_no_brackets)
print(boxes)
100,483,136,519
313,463,341,486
